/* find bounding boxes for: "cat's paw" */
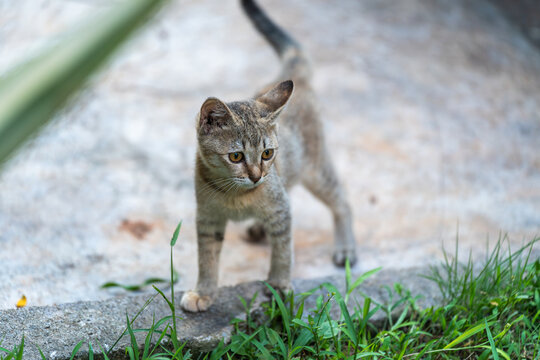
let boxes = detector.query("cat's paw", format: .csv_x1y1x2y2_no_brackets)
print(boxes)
333,248,357,267
180,291,213,312
245,224,267,243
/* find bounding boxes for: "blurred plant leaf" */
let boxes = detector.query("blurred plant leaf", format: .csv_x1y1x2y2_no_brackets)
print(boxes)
101,269,179,292
0,0,167,166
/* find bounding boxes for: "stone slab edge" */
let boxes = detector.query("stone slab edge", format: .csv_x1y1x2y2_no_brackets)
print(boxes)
0,266,442,359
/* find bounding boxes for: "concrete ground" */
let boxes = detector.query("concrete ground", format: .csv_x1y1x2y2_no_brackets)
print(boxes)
0,267,443,359
0,0,539,310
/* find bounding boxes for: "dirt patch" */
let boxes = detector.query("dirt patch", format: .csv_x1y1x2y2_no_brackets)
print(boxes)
119,219,153,240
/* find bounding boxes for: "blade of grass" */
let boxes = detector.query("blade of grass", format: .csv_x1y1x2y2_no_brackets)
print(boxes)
141,316,156,359
36,345,46,360
68,340,83,360
15,336,23,360
169,221,182,350
170,221,182,247
321,282,355,343
266,327,287,359
98,343,111,360
251,339,273,360
484,319,499,360
264,283,291,340
444,321,489,349
478,345,511,360
230,328,262,358
107,293,157,357
126,313,140,360
88,342,94,360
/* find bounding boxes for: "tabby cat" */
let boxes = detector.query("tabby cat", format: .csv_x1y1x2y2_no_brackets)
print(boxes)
180,0,357,312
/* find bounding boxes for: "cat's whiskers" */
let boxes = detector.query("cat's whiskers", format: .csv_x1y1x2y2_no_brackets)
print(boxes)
208,177,243,203
197,177,236,200
223,180,239,196
205,179,233,203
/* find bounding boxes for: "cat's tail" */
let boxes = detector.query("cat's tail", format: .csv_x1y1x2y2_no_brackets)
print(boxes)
241,0,311,81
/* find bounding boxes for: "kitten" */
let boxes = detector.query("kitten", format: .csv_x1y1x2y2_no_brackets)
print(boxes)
180,0,357,312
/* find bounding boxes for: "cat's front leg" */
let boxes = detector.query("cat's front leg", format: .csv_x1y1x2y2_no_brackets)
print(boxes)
263,205,293,295
180,217,226,312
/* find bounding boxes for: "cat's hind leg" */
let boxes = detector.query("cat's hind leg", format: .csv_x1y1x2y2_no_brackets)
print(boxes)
302,157,357,267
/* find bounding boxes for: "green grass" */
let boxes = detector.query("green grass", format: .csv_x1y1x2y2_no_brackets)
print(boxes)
205,237,538,360
1,231,538,359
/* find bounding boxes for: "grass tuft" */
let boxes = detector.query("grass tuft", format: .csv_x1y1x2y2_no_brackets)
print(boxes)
1,232,538,359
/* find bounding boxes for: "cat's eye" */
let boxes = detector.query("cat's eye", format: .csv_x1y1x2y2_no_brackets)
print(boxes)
228,152,244,163
261,149,274,161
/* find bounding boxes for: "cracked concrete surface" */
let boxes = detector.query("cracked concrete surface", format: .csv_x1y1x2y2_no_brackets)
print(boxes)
0,0,539,310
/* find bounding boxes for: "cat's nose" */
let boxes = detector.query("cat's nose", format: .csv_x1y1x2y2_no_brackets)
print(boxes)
249,174,261,183
247,166,262,184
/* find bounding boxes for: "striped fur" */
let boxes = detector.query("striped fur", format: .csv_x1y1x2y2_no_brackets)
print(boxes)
180,0,357,313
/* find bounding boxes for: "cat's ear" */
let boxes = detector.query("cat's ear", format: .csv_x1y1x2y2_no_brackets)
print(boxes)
255,80,294,121
198,97,233,135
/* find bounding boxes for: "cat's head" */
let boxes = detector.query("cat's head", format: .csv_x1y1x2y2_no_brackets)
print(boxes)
196,80,293,189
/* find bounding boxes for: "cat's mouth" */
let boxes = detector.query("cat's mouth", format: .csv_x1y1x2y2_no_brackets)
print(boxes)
234,176,265,189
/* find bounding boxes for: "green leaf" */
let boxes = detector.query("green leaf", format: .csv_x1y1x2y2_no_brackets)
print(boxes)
321,282,355,342
350,267,382,292
142,316,156,359
292,318,310,329
484,319,499,360
15,336,24,360
250,339,273,360
318,319,340,339
291,329,314,351
478,346,511,360
126,313,140,360
355,352,385,358
266,328,287,358
230,328,262,358
264,283,291,340
150,324,172,357
100,270,179,292
88,342,94,360
444,321,489,349
105,294,157,358
294,298,305,320
68,340,83,360
0,0,167,165
153,285,174,312
170,221,182,247
36,345,46,360
125,346,136,360
98,343,111,360
345,258,352,293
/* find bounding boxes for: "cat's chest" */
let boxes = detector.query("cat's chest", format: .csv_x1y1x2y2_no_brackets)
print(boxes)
200,186,268,220
223,190,268,216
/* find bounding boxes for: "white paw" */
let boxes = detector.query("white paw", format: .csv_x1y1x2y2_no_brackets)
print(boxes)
180,291,213,312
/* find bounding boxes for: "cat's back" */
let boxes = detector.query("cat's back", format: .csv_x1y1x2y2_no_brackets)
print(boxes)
271,79,324,188
242,0,325,188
